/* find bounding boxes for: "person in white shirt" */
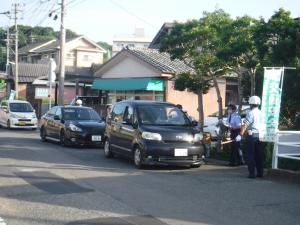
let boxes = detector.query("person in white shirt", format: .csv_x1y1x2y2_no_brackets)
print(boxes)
239,96,263,178
226,104,244,166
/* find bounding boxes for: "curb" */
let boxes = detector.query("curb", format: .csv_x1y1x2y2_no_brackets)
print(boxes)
204,158,228,166
266,168,300,185
206,158,300,185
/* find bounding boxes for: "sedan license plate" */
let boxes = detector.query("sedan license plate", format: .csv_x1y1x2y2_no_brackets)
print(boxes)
92,135,101,142
18,121,26,126
174,148,188,156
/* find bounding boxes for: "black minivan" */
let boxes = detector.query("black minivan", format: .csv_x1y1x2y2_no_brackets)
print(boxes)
104,100,204,168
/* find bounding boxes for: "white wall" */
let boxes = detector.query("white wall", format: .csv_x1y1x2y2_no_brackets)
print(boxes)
101,57,160,78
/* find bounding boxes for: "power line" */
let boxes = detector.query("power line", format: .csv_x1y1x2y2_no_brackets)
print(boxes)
109,0,159,30
35,2,57,27
24,1,45,25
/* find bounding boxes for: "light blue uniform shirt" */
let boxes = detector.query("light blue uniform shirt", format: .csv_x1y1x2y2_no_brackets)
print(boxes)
227,111,241,129
244,107,261,134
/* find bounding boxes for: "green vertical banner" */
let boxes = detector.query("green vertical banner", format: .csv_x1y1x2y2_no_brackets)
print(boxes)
260,68,284,142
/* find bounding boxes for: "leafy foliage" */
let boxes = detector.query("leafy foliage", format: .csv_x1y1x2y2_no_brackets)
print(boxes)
97,41,112,62
254,8,300,129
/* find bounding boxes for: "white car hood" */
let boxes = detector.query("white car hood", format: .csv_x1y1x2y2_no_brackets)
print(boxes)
10,112,36,118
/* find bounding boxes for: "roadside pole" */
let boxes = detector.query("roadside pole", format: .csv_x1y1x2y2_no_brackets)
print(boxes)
58,0,65,105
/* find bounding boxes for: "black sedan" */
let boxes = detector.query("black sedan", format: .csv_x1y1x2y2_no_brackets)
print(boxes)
40,106,105,147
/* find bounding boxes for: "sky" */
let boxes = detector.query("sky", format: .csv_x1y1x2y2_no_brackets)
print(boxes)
1,0,300,44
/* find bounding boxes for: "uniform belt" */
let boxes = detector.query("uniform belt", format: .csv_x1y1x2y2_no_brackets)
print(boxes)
251,133,259,138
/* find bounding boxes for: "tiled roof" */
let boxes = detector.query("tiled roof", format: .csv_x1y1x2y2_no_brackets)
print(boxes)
10,63,94,83
34,40,60,52
65,66,93,77
18,36,106,55
125,47,193,74
18,39,56,55
12,63,48,78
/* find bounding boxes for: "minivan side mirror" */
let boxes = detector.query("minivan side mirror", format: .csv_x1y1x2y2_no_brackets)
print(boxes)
122,118,132,125
53,115,60,120
191,120,198,127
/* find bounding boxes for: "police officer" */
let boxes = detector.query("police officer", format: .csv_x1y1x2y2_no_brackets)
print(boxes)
75,99,83,106
237,96,263,178
225,104,244,166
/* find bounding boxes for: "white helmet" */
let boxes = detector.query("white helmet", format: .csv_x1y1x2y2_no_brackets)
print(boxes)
75,99,82,106
249,96,261,105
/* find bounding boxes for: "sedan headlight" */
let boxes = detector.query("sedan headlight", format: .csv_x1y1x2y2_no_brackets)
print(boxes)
32,114,37,119
69,124,82,132
142,131,162,141
193,133,203,142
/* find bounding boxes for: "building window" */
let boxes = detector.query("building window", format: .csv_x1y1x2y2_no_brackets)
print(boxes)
67,52,75,58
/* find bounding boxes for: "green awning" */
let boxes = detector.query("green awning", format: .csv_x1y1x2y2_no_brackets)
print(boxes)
92,78,164,91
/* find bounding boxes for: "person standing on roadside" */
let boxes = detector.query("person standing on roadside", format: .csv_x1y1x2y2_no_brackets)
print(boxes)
236,96,263,178
225,104,244,166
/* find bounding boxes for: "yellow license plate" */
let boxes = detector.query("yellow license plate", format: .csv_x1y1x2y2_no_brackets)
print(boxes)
18,121,26,125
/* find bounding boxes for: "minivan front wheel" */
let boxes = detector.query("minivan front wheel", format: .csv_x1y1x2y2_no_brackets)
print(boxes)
7,120,11,129
134,146,144,169
104,139,114,158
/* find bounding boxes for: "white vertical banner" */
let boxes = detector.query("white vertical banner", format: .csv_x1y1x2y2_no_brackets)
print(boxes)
260,67,284,142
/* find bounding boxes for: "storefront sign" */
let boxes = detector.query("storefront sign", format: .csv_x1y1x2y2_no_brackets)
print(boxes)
35,87,49,98
260,68,284,142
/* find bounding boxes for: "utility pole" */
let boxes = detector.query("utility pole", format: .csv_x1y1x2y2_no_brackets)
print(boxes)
58,0,66,105
10,3,21,99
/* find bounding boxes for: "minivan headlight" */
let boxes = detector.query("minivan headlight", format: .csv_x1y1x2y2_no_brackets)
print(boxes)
10,113,19,118
193,133,203,142
32,114,37,119
142,132,162,141
69,124,82,132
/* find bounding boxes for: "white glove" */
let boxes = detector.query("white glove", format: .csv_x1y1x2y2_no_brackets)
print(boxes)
222,121,231,128
235,135,241,142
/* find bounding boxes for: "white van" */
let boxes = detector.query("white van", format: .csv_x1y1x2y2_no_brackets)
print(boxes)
0,100,38,129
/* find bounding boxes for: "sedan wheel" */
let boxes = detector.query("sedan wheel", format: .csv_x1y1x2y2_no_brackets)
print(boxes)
104,139,114,158
60,130,69,147
134,147,143,169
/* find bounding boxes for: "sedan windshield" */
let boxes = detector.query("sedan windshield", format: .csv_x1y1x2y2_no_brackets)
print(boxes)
9,103,34,112
63,108,101,121
137,105,190,126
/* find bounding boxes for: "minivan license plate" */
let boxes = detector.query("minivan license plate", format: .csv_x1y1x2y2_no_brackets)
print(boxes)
92,135,101,141
174,148,188,156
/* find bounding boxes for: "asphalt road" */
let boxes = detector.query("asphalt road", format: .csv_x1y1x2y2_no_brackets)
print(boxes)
0,128,299,225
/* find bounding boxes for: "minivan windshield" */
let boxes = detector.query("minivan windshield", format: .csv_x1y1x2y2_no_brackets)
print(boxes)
9,103,34,112
63,108,101,121
137,105,190,126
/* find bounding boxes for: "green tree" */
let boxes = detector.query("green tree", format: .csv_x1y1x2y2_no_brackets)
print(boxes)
254,8,300,128
0,27,7,71
160,10,232,128
218,16,260,111
97,41,112,62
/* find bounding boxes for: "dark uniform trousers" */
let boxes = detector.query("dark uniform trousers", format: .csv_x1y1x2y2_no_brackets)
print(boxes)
230,129,241,165
247,135,263,177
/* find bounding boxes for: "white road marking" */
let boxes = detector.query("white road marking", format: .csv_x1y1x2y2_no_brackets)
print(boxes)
19,168,41,172
0,217,6,225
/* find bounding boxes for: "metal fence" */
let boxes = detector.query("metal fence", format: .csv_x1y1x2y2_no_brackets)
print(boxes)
272,130,300,169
